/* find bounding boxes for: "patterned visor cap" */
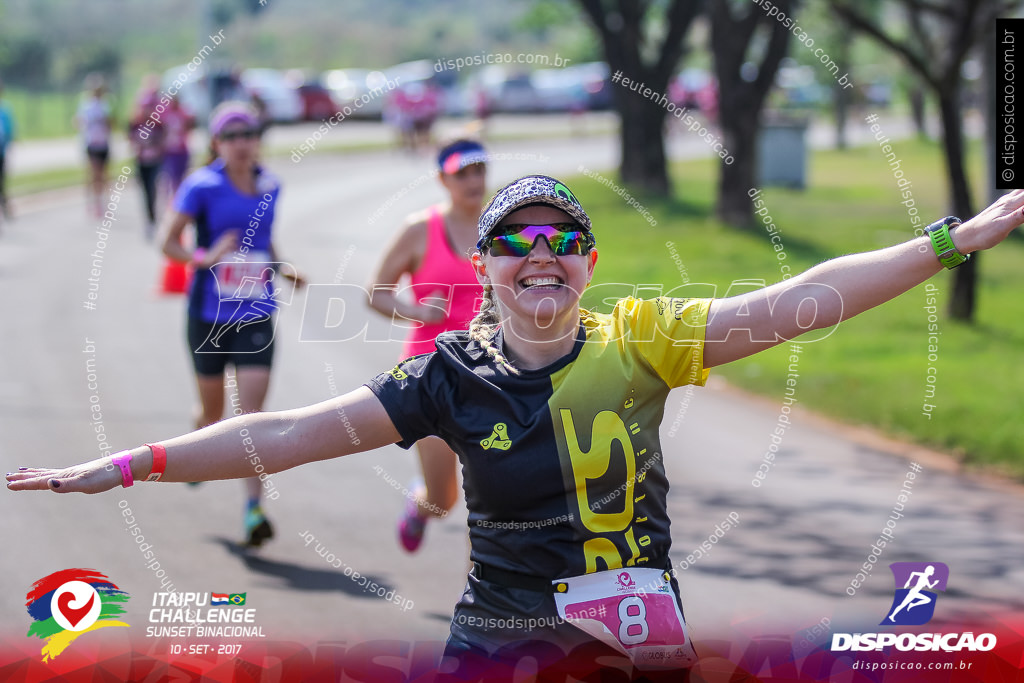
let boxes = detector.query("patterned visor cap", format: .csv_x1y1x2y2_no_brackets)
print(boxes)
476,175,592,249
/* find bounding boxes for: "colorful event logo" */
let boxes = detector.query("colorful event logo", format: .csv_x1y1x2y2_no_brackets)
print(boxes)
25,569,130,661
881,562,949,626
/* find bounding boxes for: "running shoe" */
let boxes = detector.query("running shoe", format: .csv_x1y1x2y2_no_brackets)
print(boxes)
244,506,274,547
398,497,428,553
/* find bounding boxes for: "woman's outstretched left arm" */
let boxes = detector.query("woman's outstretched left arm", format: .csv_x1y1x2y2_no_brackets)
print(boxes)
704,189,1024,368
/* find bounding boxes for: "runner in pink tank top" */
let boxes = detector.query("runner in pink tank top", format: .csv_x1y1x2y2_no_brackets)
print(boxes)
368,138,488,553
401,205,481,359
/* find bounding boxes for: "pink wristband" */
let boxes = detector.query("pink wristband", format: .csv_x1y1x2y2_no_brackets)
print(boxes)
110,452,134,488
191,248,207,268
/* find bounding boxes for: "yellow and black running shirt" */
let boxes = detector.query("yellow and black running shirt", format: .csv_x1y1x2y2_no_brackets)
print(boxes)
367,297,711,580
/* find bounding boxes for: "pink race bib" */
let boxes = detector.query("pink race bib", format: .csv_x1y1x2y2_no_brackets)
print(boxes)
552,567,697,670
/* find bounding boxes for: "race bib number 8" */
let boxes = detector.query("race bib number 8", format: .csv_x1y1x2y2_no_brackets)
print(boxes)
553,567,697,670
215,250,275,300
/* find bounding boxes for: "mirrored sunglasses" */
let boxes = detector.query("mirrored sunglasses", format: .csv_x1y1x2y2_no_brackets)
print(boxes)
484,223,595,257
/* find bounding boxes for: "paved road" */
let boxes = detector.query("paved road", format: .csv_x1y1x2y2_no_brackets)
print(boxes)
1,118,1020,664
6,113,620,177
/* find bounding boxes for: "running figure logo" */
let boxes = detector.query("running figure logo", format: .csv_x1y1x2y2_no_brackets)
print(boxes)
207,265,281,350
480,423,512,451
881,562,949,626
195,259,297,354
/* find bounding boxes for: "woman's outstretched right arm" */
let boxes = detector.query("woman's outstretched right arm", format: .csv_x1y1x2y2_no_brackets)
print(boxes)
5,387,400,495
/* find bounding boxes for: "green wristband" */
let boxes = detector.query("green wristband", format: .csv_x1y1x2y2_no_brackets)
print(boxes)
924,216,969,269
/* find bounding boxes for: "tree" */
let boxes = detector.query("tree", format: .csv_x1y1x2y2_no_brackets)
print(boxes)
709,0,796,226
830,0,1022,321
0,35,53,90
66,43,122,92
575,0,706,195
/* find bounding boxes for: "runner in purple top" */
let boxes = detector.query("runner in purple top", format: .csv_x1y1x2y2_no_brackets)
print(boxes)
129,76,166,239
161,95,195,198
159,101,305,547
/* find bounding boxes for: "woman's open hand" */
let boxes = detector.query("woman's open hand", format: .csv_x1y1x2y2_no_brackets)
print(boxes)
953,188,1024,253
6,458,122,494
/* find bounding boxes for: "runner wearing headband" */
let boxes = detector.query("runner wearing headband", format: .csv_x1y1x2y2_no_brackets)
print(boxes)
367,138,487,552
157,101,304,547
9,177,1024,677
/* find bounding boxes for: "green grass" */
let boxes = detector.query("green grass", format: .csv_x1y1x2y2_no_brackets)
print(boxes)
576,137,1024,479
7,157,136,197
9,166,87,196
3,88,132,140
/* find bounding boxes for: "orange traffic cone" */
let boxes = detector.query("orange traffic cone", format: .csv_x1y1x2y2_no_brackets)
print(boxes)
158,231,193,295
159,258,190,294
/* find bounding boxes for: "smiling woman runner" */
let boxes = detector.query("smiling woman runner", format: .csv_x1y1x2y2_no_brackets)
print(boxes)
8,176,1024,679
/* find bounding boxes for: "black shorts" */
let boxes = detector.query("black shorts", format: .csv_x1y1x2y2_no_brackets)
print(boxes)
441,567,691,681
187,315,275,377
86,144,110,164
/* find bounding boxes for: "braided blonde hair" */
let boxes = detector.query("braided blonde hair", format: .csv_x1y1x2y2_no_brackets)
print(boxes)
468,284,520,375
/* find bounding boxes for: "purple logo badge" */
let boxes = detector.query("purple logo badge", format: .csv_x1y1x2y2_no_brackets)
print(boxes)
882,562,949,626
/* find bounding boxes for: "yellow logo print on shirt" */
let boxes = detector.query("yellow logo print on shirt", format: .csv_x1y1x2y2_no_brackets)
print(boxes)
481,423,512,451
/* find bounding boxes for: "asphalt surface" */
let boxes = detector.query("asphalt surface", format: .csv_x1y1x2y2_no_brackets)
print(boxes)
1,115,1021,666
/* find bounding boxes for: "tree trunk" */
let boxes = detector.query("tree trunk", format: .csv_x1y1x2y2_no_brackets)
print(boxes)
616,90,671,194
716,109,760,226
935,87,976,320
909,86,927,137
833,30,852,149
575,0,704,197
710,0,794,227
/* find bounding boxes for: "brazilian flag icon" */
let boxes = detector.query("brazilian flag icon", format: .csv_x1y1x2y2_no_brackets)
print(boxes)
228,593,246,606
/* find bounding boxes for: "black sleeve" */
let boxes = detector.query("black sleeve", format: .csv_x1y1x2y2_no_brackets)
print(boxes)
364,353,447,449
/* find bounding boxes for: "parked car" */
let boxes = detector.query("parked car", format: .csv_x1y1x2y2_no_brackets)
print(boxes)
385,59,464,116
296,82,338,121
570,61,612,111
324,68,389,119
531,68,588,112
669,68,718,114
774,63,827,107
162,65,248,123
240,68,303,123
472,66,543,113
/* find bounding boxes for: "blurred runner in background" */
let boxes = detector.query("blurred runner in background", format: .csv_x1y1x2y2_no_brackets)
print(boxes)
129,76,166,240
0,77,15,221
408,81,441,153
158,101,305,547
161,95,195,199
367,138,488,552
75,73,113,219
